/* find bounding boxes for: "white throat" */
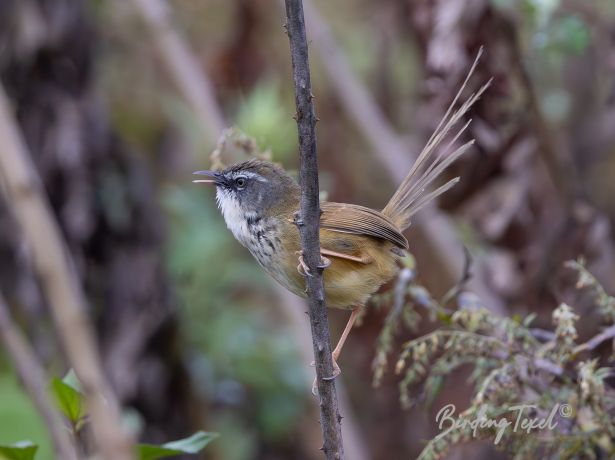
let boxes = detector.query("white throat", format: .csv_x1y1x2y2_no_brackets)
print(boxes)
216,187,253,246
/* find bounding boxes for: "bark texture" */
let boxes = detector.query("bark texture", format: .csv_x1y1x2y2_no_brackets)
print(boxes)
284,0,345,458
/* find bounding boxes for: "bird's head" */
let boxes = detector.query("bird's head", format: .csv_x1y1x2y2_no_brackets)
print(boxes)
193,159,300,223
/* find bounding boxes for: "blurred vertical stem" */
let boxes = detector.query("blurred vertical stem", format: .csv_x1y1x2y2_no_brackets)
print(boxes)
283,1,345,459
0,292,79,460
0,85,133,460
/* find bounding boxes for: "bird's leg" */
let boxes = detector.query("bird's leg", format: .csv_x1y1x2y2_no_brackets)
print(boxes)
311,306,360,395
331,306,360,365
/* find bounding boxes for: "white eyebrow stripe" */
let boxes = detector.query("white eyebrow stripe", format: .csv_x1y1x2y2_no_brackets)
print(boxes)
230,171,268,182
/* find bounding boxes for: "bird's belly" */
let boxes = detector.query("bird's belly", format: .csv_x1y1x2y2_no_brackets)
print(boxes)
242,233,305,298
262,245,399,310
323,259,398,309
238,218,401,309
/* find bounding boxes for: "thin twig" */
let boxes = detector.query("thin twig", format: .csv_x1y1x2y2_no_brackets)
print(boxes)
530,328,556,343
0,85,133,460
284,1,344,458
0,292,79,460
440,246,473,307
574,324,615,353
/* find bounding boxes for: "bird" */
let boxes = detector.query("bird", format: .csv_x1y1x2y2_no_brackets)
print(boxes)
194,57,489,390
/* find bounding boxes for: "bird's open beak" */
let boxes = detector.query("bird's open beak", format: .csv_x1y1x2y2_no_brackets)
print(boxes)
192,170,220,185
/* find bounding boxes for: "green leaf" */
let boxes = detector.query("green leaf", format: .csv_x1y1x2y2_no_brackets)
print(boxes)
235,81,296,159
61,369,82,393
523,313,537,327
436,311,453,325
0,441,38,460
136,445,184,460
136,431,219,460
162,431,218,453
425,375,444,409
49,378,85,425
555,15,589,53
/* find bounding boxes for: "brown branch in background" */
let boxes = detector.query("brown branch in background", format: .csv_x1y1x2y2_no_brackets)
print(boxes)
0,292,79,460
575,324,615,353
0,86,133,460
509,30,581,209
284,0,345,458
300,0,505,314
130,0,226,140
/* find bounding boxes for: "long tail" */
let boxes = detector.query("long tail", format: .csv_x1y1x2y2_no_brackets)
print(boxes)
382,49,491,230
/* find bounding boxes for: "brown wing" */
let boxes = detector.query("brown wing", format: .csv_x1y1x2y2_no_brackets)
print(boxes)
320,202,409,249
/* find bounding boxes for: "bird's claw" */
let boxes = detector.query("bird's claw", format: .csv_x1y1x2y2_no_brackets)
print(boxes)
296,251,330,276
311,357,341,396
296,252,312,277
318,256,331,269
292,211,304,227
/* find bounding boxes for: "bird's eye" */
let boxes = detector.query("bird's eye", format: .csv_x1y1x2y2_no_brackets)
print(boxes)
235,176,247,189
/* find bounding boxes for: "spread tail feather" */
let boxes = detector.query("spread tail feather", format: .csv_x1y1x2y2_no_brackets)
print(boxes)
382,48,491,230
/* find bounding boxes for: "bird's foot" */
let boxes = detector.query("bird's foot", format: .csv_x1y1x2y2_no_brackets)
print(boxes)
318,256,331,269
296,251,311,277
295,251,331,277
311,355,341,396
292,211,304,227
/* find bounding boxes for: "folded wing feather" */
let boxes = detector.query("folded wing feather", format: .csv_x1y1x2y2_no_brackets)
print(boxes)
319,202,409,250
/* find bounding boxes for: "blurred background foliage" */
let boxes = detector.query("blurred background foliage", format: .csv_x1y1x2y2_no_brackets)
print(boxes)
164,186,308,459
0,373,52,459
1,0,615,459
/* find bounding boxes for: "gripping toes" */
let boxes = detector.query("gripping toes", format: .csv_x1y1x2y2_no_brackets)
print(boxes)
295,251,331,277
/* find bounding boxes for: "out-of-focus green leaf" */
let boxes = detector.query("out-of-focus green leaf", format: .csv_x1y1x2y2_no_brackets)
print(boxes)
0,441,38,460
425,375,444,408
136,431,219,460
235,81,296,160
136,445,181,460
554,15,590,53
61,370,82,393
49,378,84,425
0,375,51,459
523,0,560,24
162,431,218,452
164,184,308,448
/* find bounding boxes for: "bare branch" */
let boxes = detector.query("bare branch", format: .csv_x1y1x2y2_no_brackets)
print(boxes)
0,292,79,460
0,85,133,460
284,1,344,458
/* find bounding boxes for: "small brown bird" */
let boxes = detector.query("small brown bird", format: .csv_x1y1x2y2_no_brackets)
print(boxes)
194,62,489,385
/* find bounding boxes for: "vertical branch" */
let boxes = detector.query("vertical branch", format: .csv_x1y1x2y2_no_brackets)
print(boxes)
0,292,79,460
0,86,133,459
284,1,345,459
